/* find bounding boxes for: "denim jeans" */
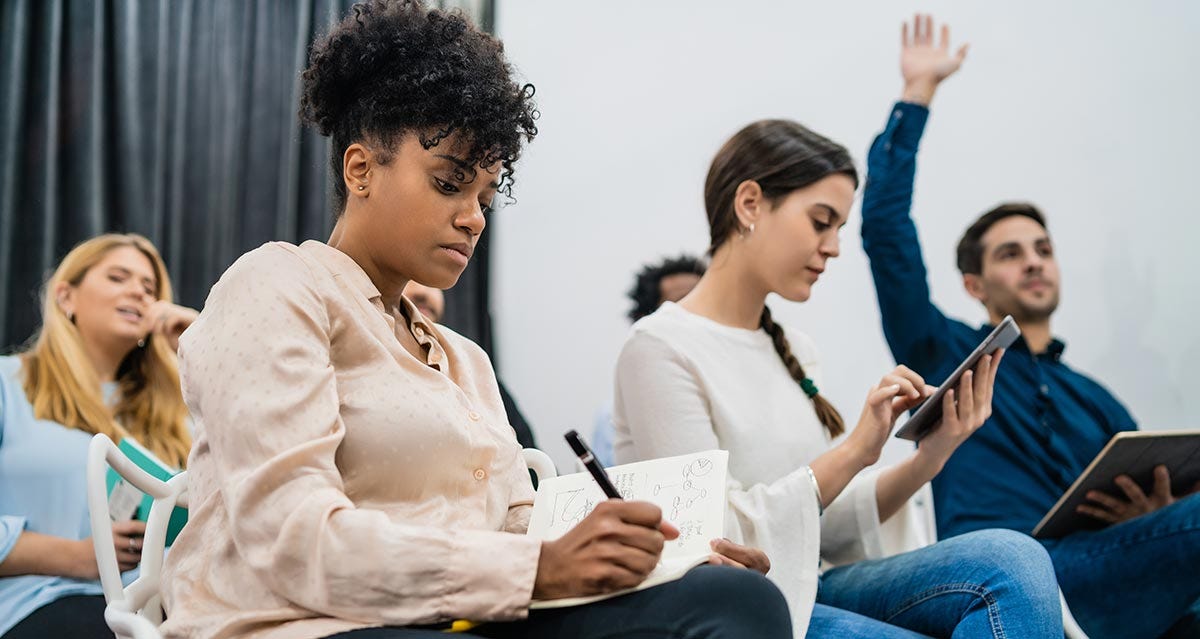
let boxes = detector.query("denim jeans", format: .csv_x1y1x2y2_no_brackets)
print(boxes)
324,565,792,639
1041,493,1200,639
815,529,1062,638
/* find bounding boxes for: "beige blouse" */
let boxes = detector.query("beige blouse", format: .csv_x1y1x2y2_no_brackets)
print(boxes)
160,241,541,639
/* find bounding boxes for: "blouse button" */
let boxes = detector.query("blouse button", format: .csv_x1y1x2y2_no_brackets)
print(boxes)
468,410,481,421
473,468,487,480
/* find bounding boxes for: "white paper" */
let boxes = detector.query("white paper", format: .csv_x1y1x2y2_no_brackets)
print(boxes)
527,449,729,608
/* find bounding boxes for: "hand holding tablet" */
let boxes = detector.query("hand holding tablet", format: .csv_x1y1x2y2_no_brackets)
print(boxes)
894,316,1020,442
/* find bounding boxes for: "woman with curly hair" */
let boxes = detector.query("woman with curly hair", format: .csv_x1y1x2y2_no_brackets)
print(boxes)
158,2,791,638
1,233,196,639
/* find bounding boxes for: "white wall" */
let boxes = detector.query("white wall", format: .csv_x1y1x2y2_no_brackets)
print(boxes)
493,0,1200,470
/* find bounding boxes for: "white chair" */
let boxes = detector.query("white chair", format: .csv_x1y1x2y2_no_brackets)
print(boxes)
86,433,188,639
87,435,558,639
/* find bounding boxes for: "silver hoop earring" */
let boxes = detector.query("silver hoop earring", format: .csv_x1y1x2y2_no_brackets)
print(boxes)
137,337,146,348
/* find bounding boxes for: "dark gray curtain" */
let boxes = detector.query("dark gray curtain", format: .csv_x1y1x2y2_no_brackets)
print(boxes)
0,0,497,355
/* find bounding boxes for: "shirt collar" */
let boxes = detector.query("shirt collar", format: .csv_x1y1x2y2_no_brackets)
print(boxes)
398,295,438,336
299,240,382,303
992,324,1067,361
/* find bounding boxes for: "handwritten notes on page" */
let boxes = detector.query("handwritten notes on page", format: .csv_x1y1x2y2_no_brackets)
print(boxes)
527,449,729,608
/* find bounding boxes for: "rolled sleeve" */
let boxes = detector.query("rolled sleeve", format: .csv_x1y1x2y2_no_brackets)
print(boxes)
0,515,27,564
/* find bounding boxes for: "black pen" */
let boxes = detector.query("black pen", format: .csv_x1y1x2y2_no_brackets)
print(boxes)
564,429,622,499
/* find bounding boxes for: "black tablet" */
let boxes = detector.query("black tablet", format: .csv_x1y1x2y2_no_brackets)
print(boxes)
893,315,1020,442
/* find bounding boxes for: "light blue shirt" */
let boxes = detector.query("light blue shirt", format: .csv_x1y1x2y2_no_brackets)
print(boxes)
0,355,112,635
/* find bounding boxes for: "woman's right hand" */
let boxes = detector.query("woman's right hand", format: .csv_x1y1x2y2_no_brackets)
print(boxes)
844,365,934,468
72,520,147,579
111,519,146,573
533,500,679,600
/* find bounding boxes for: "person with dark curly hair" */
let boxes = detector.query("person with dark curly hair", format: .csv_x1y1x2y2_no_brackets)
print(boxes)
157,2,791,638
626,254,707,323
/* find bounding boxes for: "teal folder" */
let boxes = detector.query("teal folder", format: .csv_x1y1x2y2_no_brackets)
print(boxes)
104,437,188,546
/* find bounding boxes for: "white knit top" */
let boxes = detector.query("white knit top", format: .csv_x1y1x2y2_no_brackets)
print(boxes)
613,302,930,635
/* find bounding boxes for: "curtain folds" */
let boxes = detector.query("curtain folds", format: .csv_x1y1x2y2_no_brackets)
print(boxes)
0,0,496,355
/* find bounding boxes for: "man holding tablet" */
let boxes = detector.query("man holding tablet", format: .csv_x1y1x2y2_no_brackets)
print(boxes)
861,15,1200,638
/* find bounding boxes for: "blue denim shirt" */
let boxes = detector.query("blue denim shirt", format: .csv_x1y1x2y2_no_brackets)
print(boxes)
860,102,1137,539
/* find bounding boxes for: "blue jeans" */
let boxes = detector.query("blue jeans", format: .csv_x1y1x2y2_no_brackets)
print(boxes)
1041,493,1200,639
815,529,1062,638
324,565,792,639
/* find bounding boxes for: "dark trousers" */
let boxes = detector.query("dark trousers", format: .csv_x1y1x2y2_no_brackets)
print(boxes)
324,565,791,639
2,594,114,639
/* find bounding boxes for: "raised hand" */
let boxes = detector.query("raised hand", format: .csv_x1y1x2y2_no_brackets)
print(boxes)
533,500,679,600
900,14,969,106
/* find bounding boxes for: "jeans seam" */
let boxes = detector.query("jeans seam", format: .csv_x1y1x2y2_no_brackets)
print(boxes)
884,582,1006,639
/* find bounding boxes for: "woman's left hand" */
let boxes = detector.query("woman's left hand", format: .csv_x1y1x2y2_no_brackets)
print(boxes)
913,349,1004,474
144,300,200,353
708,538,770,575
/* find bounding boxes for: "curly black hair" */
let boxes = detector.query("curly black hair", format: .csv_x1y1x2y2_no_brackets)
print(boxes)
299,0,538,212
626,254,707,323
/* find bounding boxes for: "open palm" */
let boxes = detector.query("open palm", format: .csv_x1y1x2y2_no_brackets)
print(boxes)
901,14,968,87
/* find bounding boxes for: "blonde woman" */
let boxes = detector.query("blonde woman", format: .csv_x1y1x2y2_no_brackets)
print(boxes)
0,233,196,639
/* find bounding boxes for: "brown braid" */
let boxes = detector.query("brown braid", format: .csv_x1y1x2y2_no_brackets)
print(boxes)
760,306,845,438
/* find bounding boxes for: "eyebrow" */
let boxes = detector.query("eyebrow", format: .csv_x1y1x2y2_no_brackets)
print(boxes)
990,241,1022,256
434,154,501,190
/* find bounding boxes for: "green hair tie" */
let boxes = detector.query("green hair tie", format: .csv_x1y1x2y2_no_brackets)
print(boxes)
800,378,819,399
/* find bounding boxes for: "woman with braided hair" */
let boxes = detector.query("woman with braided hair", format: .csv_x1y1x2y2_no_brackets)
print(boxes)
613,110,1064,636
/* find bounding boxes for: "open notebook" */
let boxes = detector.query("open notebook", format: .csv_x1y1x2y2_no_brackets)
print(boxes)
526,449,729,609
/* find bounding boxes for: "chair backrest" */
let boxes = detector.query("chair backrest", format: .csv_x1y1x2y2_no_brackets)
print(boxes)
522,448,557,484
86,433,188,639
86,440,552,639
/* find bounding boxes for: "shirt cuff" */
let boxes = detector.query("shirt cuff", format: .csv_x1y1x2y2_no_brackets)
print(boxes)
886,101,931,149
442,531,542,621
0,515,28,563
